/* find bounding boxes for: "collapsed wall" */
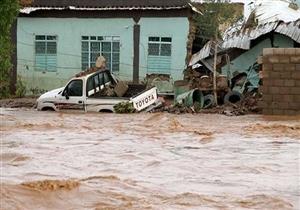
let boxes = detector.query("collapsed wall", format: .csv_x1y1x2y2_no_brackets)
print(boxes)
260,48,300,115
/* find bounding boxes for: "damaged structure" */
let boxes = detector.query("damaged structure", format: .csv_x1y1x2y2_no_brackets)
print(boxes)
13,0,200,93
188,0,300,109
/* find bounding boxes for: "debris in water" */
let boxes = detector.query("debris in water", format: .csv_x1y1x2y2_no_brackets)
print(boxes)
245,123,300,138
21,180,80,191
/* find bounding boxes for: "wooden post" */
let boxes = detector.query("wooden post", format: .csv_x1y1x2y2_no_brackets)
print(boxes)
213,32,218,106
133,24,140,84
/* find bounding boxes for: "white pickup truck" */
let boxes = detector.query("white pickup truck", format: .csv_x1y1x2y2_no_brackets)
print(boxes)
36,69,157,112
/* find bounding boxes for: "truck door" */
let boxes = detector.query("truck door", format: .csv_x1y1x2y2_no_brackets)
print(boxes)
57,79,85,111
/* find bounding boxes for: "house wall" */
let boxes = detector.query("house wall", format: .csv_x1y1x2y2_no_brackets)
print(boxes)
139,17,189,81
221,34,294,76
17,17,189,93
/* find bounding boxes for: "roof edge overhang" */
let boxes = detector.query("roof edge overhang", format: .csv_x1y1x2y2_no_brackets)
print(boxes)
20,5,190,15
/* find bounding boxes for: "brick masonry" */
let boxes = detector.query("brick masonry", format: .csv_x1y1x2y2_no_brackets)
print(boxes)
260,48,300,115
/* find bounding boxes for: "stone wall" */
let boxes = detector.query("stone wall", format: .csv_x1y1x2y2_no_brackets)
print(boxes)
260,48,300,115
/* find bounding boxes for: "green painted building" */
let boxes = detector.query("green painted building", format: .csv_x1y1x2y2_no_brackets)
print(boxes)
14,0,193,93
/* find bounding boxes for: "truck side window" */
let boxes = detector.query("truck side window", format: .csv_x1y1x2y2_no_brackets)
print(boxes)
103,72,111,85
99,73,104,87
87,77,95,96
66,80,83,96
94,74,100,88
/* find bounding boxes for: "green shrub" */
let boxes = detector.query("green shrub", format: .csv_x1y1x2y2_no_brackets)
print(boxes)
15,76,26,97
0,0,19,98
114,101,136,113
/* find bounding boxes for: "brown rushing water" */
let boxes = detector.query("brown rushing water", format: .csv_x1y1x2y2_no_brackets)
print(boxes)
1,108,300,210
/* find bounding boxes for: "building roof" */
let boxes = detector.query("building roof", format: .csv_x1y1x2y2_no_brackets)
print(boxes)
21,0,189,12
189,40,223,66
253,0,300,25
275,19,300,44
221,0,300,50
222,19,300,50
190,0,300,67
190,19,300,66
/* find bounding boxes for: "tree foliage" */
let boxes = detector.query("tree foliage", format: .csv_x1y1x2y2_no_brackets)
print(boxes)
193,0,243,50
0,0,19,98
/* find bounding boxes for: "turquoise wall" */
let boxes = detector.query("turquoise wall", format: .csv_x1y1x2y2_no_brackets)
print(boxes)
17,17,189,93
222,34,294,75
139,18,189,81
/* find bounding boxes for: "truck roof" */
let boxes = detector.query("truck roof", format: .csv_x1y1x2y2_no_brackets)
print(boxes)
75,68,110,79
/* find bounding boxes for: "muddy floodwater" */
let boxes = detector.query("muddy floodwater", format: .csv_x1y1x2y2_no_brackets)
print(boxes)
1,108,300,210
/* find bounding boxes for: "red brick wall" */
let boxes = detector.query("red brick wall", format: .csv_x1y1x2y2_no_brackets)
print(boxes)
260,48,300,115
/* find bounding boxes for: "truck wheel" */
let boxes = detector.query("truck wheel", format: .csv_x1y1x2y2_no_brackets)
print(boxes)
41,107,55,111
99,109,113,113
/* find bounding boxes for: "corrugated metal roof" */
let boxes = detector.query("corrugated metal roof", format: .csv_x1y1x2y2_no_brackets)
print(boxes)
221,0,300,50
222,21,278,50
190,0,300,66
254,0,300,25
275,19,300,43
189,40,223,66
191,18,300,66
222,19,300,50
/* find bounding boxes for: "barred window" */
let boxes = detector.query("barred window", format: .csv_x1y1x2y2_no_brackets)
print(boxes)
147,37,172,74
148,37,172,56
35,35,57,72
81,36,120,72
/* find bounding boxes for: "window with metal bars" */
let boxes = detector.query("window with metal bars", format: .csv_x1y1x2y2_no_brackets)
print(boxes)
81,36,120,72
148,37,172,56
35,35,57,72
147,37,172,74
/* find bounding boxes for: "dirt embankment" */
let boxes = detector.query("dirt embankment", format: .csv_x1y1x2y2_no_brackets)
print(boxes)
0,97,37,108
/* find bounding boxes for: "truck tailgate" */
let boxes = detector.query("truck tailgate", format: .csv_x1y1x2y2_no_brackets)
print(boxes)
130,87,158,111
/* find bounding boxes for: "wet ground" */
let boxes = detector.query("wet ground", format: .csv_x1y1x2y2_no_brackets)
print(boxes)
0,98,36,109
1,108,300,210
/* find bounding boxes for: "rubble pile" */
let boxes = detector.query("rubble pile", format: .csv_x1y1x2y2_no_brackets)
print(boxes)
146,64,262,116
145,74,173,95
149,91,262,116
218,92,262,116
75,67,100,78
184,69,212,90
160,59,262,115
184,68,229,91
